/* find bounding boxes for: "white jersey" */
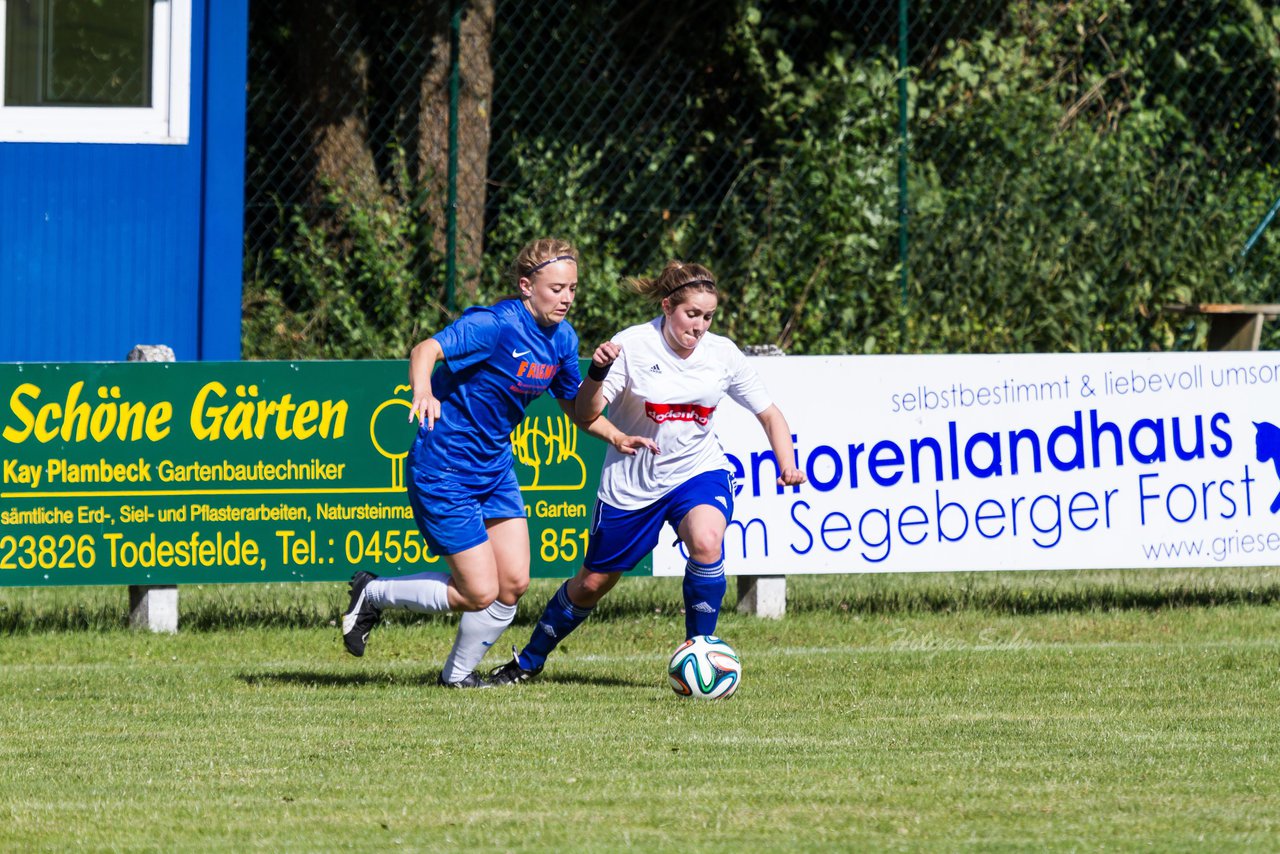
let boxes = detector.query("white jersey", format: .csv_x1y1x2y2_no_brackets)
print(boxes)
595,317,773,510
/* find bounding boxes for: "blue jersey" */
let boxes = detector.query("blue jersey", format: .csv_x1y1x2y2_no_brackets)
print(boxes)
415,298,581,484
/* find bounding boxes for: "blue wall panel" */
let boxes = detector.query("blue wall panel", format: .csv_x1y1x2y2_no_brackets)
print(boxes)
201,0,249,361
0,0,246,363
0,145,201,361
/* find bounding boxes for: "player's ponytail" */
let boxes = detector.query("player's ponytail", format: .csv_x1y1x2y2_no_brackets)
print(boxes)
625,260,717,305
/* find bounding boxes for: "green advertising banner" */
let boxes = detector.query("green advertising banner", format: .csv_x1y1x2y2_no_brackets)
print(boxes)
0,361,642,586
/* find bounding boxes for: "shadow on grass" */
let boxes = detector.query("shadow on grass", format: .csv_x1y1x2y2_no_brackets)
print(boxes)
239,670,444,688
0,606,129,633
237,669,651,690
538,671,653,689
6,570,1280,632
811,582,1280,616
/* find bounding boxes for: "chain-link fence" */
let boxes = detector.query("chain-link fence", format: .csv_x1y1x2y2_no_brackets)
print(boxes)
243,0,1280,358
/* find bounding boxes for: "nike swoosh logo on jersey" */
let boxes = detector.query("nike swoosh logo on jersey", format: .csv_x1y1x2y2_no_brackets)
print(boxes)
512,349,532,358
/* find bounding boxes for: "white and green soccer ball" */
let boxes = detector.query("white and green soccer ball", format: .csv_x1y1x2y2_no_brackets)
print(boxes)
667,635,741,700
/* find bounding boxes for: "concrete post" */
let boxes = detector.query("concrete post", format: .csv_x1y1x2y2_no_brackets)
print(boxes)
125,344,179,632
128,585,179,634
735,344,788,618
736,575,786,620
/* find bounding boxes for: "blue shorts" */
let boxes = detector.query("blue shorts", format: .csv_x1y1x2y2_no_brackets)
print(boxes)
406,459,526,557
583,470,734,574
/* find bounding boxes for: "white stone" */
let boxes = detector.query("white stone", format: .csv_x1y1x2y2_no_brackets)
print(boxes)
735,575,786,619
126,344,177,362
129,586,179,633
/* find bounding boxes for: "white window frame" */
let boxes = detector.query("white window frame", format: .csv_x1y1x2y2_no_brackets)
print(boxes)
0,0,191,144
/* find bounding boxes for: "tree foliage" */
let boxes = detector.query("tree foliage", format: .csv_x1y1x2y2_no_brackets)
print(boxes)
244,0,1280,358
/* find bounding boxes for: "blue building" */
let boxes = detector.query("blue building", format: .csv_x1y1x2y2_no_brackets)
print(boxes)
0,0,247,361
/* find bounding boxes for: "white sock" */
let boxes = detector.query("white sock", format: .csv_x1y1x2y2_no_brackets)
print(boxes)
366,571,451,614
440,600,518,683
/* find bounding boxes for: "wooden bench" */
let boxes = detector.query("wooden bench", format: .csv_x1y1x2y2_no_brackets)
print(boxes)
1164,303,1280,351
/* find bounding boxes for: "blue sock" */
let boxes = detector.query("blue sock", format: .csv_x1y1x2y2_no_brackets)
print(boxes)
518,581,594,670
682,557,726,639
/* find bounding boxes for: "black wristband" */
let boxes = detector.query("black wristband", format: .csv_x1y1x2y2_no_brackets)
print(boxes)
587,361,611,381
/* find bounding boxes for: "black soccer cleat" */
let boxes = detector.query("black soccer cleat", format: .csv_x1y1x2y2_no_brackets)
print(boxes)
341,571,382,657
487,648,543,686
438,671,492,689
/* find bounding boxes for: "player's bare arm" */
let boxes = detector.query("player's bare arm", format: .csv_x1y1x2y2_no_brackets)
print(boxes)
575,340,621,422
756,404,806,487
408,337,444,429
557,399,658,456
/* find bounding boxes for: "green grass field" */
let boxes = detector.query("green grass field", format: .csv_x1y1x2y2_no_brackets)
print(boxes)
2,569,1279,851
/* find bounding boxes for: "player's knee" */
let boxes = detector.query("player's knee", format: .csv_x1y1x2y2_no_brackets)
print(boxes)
684,532,725,565
459,592,497,611
571,569,618,607
456,584,499,611
504,575,530,601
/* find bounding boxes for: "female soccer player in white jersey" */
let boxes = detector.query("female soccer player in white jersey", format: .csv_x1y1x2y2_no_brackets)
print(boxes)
488,260,806,685
339,238,655,688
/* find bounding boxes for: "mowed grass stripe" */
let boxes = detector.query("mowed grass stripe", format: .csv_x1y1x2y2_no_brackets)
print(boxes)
1,579,1279,851
7,629,1280,676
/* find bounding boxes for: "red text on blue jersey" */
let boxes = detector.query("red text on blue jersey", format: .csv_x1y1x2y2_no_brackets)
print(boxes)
517,361,558,380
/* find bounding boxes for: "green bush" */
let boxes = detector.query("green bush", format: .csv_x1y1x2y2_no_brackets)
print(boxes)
702,0,1280,354
920,2,1278,352
705,33,904,353
242,1,1280,359
243,173,448,360
477,138,668,346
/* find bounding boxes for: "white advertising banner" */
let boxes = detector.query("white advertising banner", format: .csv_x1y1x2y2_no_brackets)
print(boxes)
652,352,1280,576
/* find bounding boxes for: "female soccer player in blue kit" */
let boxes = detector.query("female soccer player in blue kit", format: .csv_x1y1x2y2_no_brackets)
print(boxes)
488,260,806,686
340,238,655,687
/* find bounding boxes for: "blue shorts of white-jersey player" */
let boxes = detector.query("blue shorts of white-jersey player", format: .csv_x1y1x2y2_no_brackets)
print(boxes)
496,470,734,685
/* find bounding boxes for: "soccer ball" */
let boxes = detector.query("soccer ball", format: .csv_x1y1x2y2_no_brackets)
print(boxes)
667,635,741,700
